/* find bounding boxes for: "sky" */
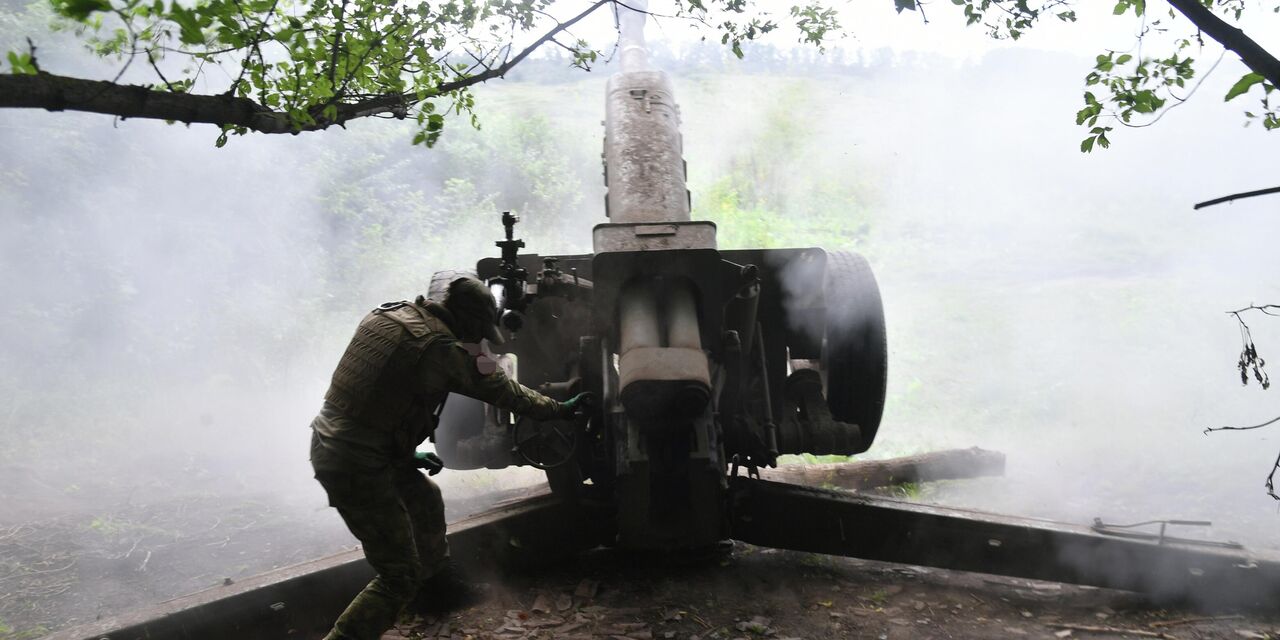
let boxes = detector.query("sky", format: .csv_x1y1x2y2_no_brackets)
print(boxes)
554,0,1280,61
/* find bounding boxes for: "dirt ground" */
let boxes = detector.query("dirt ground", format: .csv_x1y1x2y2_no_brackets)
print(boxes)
391,545,1280,640
4,468,1280,640
0,492,350,639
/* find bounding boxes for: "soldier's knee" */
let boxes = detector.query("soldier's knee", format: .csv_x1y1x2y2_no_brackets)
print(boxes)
372,565,424,603
395,466,444,504
423,476,443,504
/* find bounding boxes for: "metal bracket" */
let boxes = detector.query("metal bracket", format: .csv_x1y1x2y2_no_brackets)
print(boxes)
729,454,761,480
1090,518,1244,549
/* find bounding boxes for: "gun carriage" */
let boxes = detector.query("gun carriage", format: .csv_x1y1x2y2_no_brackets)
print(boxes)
429,2,886,551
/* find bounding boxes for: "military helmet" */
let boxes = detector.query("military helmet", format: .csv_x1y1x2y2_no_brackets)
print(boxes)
443,276,504,344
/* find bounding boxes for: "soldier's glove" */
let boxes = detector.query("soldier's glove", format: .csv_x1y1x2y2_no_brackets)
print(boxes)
413,451,445,475
558,392,597,419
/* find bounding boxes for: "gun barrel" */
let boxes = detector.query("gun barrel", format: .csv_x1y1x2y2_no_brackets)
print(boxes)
602,0,690,224
617,0,651,72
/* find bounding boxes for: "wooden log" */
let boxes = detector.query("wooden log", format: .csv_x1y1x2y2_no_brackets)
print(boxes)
759,447,1005,490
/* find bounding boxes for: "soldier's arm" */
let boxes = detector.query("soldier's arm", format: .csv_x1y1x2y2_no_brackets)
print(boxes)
423,338,563,420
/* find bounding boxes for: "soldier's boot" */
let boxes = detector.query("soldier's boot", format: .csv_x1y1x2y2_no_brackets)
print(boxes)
409,561,489,614
324,572,417,640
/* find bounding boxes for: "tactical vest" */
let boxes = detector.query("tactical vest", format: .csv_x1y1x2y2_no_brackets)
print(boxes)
324,301,449,436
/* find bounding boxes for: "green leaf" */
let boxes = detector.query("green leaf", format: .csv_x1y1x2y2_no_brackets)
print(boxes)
894,0,916,12
169,5,206,45
1133,89,1158,113
1075,95,1100,126
6,50,37,75
1111,0,1144,15
1115,53,1132,65
1225,73,1264,102
54,0,111,20
1080,136,1096,153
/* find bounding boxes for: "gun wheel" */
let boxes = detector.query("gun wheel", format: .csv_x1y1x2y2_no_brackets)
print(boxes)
822,250,888,450
512,417,579,470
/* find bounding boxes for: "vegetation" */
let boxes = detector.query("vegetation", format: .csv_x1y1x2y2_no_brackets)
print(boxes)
0,0,1277,150
0,0,836,145
691,79,874,250
934,0,1280,144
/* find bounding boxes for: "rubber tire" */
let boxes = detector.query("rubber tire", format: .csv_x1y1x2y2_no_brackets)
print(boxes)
822,250,888,451
427,269,488,469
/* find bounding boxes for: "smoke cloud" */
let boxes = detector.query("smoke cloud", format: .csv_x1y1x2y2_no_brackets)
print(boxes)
2,17,1278,635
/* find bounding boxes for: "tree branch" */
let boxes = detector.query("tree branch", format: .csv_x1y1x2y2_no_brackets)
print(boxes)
1205,416,1280,502
0,72,295,132
0,0,613,134
430,0,611,92
1227,305,1272,389
1268,448,1280,501
1164,0,1280,88
1204,414,1280,434
1194,185,1280,210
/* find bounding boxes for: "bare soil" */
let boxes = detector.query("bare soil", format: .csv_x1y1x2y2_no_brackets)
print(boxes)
394,545,1280,640
0,491,352,638
0,463,539,639
4,464,1279,640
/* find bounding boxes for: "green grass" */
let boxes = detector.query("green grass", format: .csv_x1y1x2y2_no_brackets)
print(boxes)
0,616,50,640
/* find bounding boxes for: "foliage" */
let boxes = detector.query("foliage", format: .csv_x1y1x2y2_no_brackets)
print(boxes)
311,106,596,297
2,0,1278,149
924,0,1279,149
0,0,843,146
690,81,875,250
53,0,572,145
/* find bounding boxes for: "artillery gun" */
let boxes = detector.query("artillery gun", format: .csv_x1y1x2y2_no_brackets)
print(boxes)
429,0,885,551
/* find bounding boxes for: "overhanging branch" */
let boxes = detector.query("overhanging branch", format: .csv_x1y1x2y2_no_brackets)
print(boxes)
1194,185,1280,210
1164,0,1280,89
0,0,612,134
0,73,295,132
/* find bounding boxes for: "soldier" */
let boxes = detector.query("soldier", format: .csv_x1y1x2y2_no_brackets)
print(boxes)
310,276,590,640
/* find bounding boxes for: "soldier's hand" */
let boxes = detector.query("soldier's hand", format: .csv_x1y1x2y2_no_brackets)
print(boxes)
558,392,597,419
414,451,445,475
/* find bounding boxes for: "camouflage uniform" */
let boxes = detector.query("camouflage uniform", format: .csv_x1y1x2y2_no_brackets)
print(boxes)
310,298,560,640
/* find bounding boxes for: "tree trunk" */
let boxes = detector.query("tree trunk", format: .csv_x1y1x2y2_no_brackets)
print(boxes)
760,447,1005,490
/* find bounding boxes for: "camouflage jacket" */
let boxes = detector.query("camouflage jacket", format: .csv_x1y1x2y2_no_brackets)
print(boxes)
310,299,560,472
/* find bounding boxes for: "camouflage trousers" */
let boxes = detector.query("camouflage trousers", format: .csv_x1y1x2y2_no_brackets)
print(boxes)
314,463,449,640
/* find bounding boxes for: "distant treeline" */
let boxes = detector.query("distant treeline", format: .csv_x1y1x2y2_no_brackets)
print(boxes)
506,40,943,82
